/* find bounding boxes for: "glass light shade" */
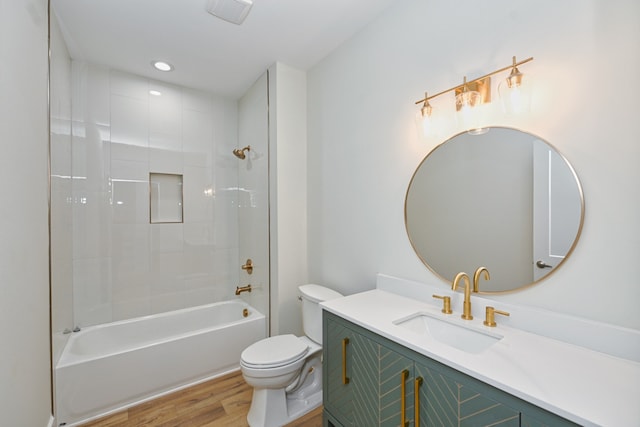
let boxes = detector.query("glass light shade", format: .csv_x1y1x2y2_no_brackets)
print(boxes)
499,75,532,115
455,90,486,134
414,100,447,140
414,103,434,139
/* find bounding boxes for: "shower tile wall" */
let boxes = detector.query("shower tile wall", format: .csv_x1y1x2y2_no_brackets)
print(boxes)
71,62,239,327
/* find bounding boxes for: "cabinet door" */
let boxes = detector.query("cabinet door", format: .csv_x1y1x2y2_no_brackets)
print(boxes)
351,333,414,427
325,318,354,425
415,362,519,427
521,412,579,427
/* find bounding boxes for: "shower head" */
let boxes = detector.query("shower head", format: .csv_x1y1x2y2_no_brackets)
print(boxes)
233,145,251,159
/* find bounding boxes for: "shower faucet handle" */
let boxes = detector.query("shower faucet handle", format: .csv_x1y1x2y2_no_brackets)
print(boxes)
241,259,253,274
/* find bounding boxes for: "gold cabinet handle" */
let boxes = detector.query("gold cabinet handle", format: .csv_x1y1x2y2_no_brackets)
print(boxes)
415,377,423,426
400,369,409,427
341,338,350,384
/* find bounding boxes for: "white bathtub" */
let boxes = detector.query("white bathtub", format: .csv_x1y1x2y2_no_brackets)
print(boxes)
55,300,266,426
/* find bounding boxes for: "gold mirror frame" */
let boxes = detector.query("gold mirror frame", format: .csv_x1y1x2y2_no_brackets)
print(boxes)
405,127,585,294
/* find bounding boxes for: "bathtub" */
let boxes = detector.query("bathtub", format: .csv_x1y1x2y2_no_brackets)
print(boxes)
55,300,266,426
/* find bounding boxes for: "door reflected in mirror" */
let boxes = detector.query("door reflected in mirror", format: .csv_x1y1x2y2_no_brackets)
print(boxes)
405,127,584,293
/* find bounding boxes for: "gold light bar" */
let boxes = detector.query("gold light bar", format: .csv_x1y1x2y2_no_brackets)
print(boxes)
414,56,533,105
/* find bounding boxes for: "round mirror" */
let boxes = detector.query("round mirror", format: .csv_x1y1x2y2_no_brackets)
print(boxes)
405,127,584,293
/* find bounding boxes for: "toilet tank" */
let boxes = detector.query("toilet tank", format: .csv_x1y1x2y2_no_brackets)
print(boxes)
299,284,343,344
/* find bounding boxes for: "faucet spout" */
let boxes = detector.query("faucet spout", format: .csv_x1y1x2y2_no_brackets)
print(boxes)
473,266,490,292
452,272,473,320
235,284,252,295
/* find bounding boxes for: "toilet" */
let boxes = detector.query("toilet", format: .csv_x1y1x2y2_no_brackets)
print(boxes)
240,284,343,427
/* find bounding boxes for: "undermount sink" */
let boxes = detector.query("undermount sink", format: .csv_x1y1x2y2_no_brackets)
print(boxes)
393,311,503,354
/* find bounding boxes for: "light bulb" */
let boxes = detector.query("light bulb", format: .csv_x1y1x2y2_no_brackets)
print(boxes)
415,94,437,139
152,61,174,72
499,57,532,115
456,90,485,134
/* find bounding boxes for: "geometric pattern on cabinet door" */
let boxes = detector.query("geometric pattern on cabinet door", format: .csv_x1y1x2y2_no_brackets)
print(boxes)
521,412,578,427
351,333,413,427
326,320,354,425
417,363,519,427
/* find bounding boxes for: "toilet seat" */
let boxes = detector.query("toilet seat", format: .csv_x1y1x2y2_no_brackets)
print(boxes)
241,334,309,369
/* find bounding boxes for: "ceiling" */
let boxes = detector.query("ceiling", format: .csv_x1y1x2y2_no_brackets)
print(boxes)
52,0,395,99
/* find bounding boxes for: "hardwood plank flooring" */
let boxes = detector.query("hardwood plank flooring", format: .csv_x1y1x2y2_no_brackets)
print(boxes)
78,371,323,427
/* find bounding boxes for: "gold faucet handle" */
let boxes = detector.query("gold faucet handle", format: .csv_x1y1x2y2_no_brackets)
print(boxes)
432,294,452,314
483,306,510,327
241,259,253,275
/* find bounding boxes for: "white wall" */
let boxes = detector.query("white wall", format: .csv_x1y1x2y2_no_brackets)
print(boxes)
307,0,640,329
0,0,52,424
268,63,308,336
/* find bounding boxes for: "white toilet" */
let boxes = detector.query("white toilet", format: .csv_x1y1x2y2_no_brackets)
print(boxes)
240,284,343,427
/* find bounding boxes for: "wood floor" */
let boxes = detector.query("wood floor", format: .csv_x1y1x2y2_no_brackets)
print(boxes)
78,370,323,427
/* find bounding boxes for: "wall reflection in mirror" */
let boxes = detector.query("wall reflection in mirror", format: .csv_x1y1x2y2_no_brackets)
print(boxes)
405,127,584,293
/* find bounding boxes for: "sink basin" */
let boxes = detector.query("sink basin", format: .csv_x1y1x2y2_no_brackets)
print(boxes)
394,312,503,354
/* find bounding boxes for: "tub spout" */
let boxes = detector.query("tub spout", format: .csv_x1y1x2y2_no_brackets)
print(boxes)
235,284,252,295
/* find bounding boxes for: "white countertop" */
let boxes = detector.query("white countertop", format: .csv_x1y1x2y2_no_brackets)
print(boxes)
321,289,640,426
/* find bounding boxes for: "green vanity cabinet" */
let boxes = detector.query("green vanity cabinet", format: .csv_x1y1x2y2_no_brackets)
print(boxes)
325,317,354,425
323,310,578,427
351,332,414,426
414,362,518,426
324,311,414,426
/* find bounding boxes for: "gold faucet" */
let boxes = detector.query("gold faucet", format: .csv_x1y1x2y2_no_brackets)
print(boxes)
473,267,490,292
451,272,474,320
235,284,252,295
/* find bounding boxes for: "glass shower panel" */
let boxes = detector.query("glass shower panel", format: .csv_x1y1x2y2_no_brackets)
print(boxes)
51,59,247,329
237,72,270,334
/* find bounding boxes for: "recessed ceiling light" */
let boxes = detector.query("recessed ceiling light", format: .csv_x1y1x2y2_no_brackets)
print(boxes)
152,61,174,72
149,90,162,96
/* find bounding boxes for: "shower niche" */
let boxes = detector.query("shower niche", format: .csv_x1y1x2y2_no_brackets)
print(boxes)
149,173,183,224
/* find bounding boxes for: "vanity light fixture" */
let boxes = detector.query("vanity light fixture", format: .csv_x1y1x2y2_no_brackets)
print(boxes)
149,90,162,96
455,76,487,135
415,56,533,136
152,60,174,72
498,56,533,115
416,92,434,136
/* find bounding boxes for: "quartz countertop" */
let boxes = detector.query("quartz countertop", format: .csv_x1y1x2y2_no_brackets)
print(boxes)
321,289,640,426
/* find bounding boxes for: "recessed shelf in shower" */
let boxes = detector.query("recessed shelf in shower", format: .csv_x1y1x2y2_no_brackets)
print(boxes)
149,173,183,223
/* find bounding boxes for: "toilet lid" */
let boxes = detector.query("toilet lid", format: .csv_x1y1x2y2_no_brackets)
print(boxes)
241,334,309,368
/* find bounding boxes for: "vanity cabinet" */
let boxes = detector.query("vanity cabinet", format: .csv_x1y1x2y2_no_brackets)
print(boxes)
325,312,413,426
323,311,577,427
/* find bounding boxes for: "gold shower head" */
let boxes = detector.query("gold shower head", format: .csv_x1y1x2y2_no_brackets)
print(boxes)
233,145,251,159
